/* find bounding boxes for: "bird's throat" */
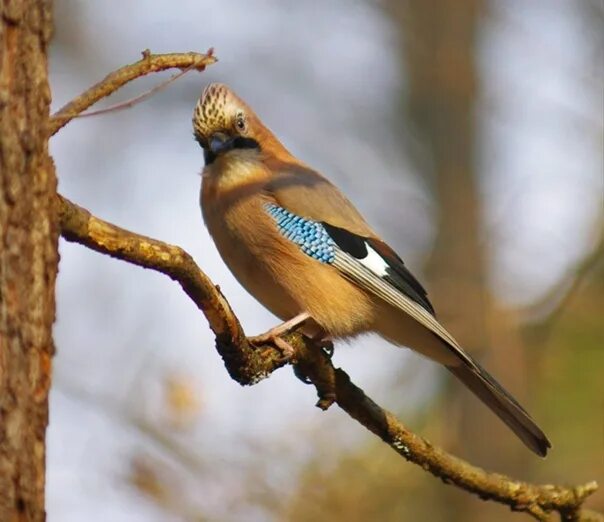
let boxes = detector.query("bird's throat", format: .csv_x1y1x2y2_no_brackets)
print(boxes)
203,154,269,194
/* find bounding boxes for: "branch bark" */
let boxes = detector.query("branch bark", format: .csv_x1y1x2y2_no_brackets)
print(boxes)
49,49,217,136
51,51,600,521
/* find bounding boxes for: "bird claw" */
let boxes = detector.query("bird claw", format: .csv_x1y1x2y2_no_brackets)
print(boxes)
272,336,296,363
249,313,311,362
249,333,296,363
249,332,274,347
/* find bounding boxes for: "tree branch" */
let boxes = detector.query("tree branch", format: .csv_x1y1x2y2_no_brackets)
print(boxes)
57,195,286,385
57,195,599,522
50,50,600,521
49,49,217,136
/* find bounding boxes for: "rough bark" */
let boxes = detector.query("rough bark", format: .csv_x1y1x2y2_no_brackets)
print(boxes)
0,2,56,521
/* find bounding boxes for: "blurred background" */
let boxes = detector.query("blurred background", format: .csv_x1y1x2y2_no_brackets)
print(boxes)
48,1,603,520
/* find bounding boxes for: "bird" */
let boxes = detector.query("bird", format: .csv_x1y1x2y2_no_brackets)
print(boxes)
192,82,551,457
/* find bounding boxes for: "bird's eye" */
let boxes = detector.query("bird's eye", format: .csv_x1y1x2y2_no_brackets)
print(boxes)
235,112,247,132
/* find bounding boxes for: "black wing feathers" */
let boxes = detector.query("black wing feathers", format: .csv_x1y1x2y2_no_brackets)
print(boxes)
367,238,434,315
321,223,434,315
321,222,368,258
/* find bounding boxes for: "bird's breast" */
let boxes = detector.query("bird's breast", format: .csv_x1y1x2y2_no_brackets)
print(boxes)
201,180,376,337
202,186,299,321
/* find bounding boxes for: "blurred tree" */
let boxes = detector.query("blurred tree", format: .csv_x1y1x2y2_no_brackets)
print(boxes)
392,1,525,519
526,233,604,512
393,0,491,447
0,1,57,521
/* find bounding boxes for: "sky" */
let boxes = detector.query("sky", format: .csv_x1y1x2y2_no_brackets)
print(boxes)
47,1,602,520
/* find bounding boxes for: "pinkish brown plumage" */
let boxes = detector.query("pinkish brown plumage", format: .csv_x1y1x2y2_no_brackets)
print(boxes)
192,83,551,457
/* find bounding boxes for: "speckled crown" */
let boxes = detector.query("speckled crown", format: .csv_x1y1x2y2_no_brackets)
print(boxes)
193,83,234,142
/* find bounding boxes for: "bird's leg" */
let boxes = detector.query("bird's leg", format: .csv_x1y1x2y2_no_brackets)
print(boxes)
249,312,311,360
251,312,311,343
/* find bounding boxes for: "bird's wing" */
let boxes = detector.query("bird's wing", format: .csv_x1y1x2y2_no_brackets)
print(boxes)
263,169,550,456
264,162,376,237
320,222,434,315
262,163,449,338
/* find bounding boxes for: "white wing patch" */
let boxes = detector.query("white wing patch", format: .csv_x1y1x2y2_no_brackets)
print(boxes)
358,243,388,277
333,250,469,361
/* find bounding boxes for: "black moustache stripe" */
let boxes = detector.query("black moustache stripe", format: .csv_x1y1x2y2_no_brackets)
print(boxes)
201,136,260,166
231,137,261,150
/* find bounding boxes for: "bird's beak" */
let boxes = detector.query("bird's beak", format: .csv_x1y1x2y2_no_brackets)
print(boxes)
209,132,233,155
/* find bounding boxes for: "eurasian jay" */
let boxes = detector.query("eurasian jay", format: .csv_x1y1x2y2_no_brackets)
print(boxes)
192,83,551,456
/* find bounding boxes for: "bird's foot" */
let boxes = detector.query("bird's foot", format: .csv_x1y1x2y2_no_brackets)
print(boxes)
247,330,295,362
249,312,310,363
249,312,310,346
249,332,296,362
271,336,297,363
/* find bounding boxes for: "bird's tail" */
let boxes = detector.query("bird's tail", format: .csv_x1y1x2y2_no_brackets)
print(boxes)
447,358,551,457
374,304,550,455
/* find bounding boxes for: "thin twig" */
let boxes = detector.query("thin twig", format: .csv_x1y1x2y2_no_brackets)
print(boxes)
72,66,193,119
49,49,216,136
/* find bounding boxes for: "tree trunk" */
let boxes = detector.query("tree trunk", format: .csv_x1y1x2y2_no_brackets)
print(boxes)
0,2,56,521
390,1,526,520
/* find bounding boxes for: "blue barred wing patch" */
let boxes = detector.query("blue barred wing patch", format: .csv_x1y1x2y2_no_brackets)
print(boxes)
264,203,335,264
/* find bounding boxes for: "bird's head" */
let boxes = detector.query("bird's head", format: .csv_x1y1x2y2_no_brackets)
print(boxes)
193,83,287,166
